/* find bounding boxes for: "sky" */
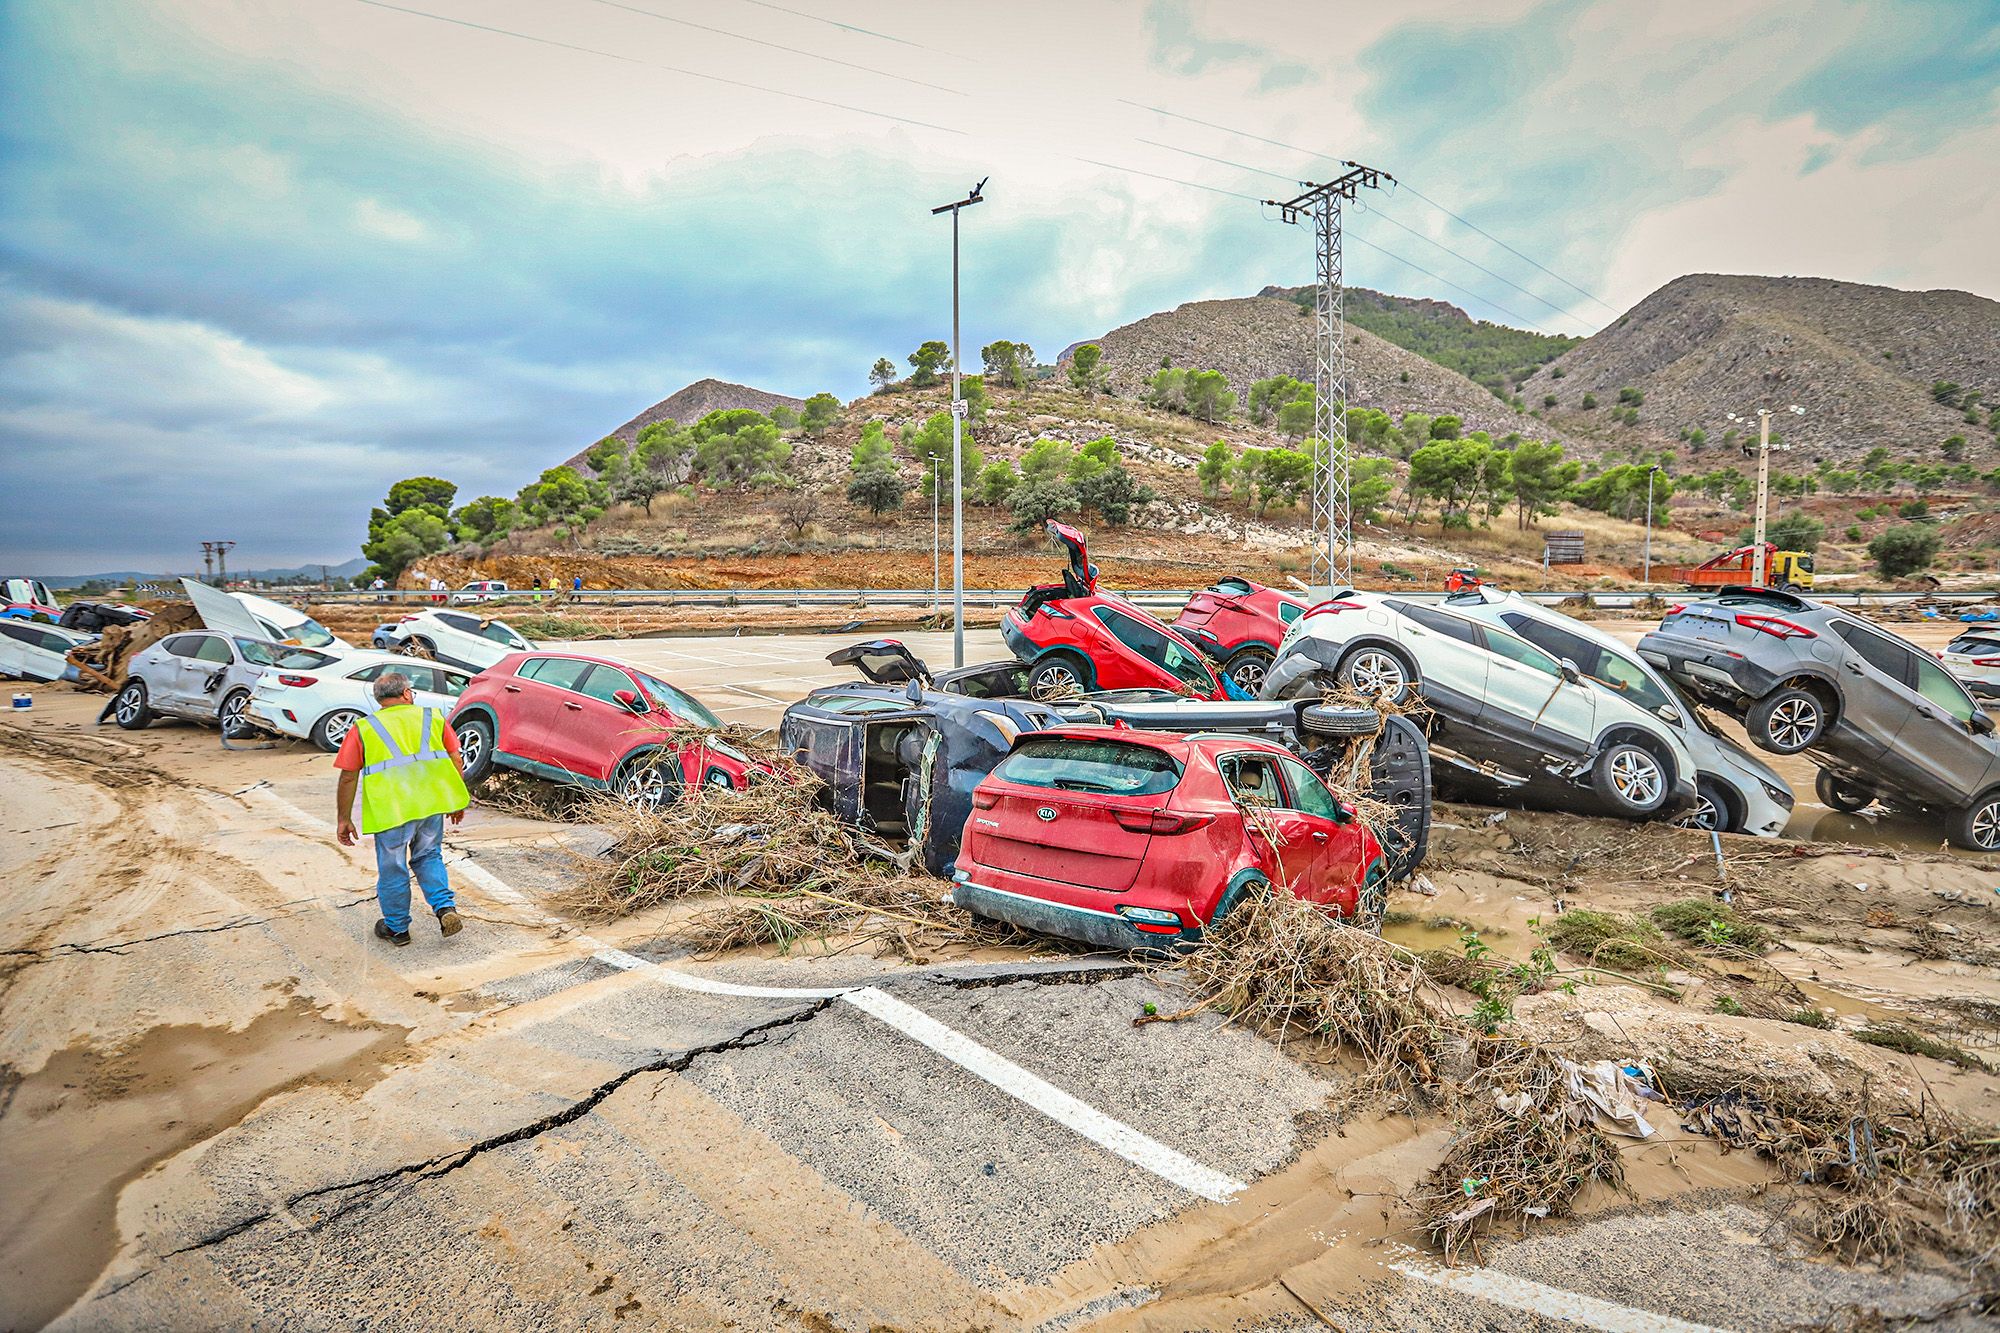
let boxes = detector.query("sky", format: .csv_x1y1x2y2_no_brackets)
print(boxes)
3,0,1997,573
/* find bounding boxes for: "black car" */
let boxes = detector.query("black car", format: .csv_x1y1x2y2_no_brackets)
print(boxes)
781,640,1432,880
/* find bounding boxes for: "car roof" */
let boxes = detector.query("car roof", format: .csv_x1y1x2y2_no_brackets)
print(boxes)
500,647,632,672
337,649,472,675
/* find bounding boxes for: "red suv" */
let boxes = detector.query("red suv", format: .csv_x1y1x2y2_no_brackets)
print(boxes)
1002,521,1236,700
952,727,1385,950
1171,577,1309,695
449,650,757,806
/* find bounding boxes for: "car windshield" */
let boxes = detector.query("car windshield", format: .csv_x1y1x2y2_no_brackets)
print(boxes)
994,737,1182,796
281,616,338,648
635,671,722,727
236,640,337,669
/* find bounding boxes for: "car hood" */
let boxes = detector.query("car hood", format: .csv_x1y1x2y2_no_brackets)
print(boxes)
180,578,271,641
1686,723,1787,791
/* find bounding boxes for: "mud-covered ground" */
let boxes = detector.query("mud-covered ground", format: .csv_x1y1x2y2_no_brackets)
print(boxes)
3,627,1996,1332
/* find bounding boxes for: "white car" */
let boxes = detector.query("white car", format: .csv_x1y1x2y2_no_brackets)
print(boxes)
248,650,474,751
0,620,95,683
451,580,510,604
182,579,354,654
372,609,534,672
1942,628,2000,701
1265,590,1699,820
1440,586,1795,836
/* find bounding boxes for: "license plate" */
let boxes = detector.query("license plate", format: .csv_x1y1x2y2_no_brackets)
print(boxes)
1688,619,1731,640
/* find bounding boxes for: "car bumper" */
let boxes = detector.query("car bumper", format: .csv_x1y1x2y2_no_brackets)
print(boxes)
1637,633,1783,704
951,872,1202,954
999,616,1036,663
1260,641,1342,700
246,695,311,740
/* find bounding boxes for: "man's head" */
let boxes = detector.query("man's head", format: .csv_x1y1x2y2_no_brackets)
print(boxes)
372,671,414,707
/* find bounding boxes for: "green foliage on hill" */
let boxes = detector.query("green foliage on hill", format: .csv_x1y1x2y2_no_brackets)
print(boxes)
1271,286,1578,395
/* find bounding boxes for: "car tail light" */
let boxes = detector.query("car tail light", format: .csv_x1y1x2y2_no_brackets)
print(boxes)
1976,658,2000,668
398,614,420,623
275,674,318,687
972,790,998,809
1113,809,1216,835
1733,613,1815,640
1668,604,1686,616
1301,599,1365,621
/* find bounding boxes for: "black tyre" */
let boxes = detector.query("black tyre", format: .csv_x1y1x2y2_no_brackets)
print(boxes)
313,708,364,753
454,715,496,784
1592,742,1671,817
1747,687,1827,755
616,753,683,812
398,636,437,661
113,679,151,730
1027,654,1088,700
1948,791,2000,852
1681,777,1739,833
1222,646,1274,696
1814,768,1874,814
218,688,252,736
1334,644,1414,703
1300,703,1382,738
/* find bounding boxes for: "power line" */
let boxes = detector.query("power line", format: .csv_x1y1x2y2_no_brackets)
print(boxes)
724,0,967,58
1362,200,1592,328
1395,181,1618,314
342,0,967,136
1117,99,1340,165
574,0,963,96
1070,157,1262,202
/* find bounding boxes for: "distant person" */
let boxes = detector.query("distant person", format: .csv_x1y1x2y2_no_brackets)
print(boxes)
430,576,446,605
369,575,387,602
572,574,582,592
335,671,471,947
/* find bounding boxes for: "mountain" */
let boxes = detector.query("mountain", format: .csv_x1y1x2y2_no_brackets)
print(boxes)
1521,274,2000,462
37,558,370,588
1259,285,1580,394
564,378,806,472
1060,294,1523,437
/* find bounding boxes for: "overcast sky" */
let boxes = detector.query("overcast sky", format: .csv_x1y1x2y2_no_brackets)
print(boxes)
4,0,1997,573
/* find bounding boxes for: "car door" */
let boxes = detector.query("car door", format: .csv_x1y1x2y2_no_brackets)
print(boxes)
178,633,236,714
1219,752,1324,892
1382,601,1489,718
506,656,597,767
1898,653,1996,804
1093,606,1216,694
1478,628,1595,759
1826,621,1924,761
1276,755,1368,903
145,634,204,712
555,662,660,782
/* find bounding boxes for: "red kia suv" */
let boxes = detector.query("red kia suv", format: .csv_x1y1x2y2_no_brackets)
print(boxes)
1172,577,1309,695
1002,521,1238,701
449,650,757,806
952,726,1386,950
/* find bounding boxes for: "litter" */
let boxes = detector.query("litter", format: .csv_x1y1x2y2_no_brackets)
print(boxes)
10,693,28,710
1558,1058,1658,1139
1409,873,1440,897
1494,1090,1532,1117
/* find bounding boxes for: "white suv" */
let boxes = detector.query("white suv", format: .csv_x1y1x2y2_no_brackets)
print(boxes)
1265,591,1698,821
372,609,534,672
1441,587,1794,836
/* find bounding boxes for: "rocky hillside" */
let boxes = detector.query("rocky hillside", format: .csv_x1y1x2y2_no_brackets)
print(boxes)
1060,295,1521,437
565,378,805,469
1523,275,2000,463
1259,284,1579,394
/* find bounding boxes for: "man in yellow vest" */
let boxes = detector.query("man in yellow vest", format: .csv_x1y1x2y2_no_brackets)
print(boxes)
333,671,473,947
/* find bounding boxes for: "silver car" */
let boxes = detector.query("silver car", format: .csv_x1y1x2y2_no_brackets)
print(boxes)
113,631,337,733
1640,586,2000,851
1445,587,1794,836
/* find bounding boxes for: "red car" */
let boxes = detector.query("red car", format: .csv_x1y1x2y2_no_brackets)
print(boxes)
449,650,757,806
1002,522,1237,701
1171,577,1309,695
952,726,1386,951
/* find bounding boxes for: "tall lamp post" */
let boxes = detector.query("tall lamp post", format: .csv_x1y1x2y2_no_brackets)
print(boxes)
1642,464,1662,583
932,178,986,668
1725,405,1805,587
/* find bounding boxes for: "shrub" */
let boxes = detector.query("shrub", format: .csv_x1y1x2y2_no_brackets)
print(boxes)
1649,899,1770,952
1845,525,1862,542
1543,910,1663,970
1580,393,1598,410
1868,524,1941,578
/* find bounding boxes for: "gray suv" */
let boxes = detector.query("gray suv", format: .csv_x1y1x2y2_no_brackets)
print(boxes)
1638,587,2000,850
113,631,337,734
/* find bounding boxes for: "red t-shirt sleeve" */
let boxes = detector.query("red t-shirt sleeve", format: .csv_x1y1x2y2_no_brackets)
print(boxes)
333,723,365,771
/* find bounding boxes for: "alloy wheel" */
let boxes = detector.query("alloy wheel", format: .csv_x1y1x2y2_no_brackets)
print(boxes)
325,711,360,747
221,693,248,731
115,686,142,725
1609,749,1663,807
1228,657,1269,694
1682,791,1721,831
456,726,484,771
620,765,669,811
1030,664,1082,700
1975,800,2000,850
1343,650,1405,697
1768,697,1820,750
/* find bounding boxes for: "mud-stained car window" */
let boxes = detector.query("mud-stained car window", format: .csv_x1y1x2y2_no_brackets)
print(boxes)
995,737,1182,796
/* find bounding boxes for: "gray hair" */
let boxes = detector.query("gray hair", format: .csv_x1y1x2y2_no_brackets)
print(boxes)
371,671,413,703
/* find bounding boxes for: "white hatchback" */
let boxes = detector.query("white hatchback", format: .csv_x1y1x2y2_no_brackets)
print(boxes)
372,609,534,672
1942,628,2000,701
248,650,474,751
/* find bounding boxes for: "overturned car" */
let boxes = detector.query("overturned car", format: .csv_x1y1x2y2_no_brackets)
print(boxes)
779,640,1431,883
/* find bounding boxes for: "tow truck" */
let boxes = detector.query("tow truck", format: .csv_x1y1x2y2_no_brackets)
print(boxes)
1659,542,1814,592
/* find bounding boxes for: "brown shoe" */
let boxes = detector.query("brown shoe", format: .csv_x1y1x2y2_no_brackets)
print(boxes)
437,908,462,938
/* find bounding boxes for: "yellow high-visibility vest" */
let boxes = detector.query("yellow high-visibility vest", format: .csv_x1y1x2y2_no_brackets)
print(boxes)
356,704,471,834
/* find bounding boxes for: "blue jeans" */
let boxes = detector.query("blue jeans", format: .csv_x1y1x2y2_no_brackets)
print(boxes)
374,814,454,933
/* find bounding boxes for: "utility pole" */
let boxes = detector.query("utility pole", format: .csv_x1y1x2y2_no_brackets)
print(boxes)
1642,464,1661,582
1266,163,1390,590
1727,405,1803,587
212,540,235,586
932,178,986,667
200,542,216,584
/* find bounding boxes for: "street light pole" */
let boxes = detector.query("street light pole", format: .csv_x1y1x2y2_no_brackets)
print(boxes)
932,178,986,668
1643,465,1660,583
1751,409,1772,587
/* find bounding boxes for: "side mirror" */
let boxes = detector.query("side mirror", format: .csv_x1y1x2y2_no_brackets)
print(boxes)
905,679,925,704
613,688,647,714
1558,658,1582,684
1973,711,1996,737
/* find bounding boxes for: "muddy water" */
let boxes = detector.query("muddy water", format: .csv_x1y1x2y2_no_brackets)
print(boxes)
0,997,406,1329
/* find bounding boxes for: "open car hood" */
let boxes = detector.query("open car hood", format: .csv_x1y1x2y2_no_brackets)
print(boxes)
180,578,270,641
825,638,933,685
1046,520,1094,592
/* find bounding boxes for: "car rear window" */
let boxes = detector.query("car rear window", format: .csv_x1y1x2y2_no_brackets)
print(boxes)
1949,635,2000,656
994,738,1182,796
519,656,593,691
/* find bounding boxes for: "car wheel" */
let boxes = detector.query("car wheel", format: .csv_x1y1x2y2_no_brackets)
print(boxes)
1222,647,1274,695
616,756,682,811
1679,777,1738,833
1335,645,1413,703
1299,703,1382,738
1352,857,1390,933
313,709,364,753
218,688,252,735
1814,768,1874,813
113,679,152,730
1593,742,1670,817
398,636,437,661
1948,791,2000,852
1027,655,1087,700
1746,687,1827,755
455,716,495,784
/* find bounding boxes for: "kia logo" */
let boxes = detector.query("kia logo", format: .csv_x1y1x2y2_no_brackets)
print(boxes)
1036,806,1058,822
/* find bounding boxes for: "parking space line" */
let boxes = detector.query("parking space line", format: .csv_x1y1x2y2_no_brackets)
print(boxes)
1390,1260,1726,1333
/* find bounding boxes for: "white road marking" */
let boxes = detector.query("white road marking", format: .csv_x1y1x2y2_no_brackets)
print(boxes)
842,986,1246,1203
1391,1260,1728,1333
